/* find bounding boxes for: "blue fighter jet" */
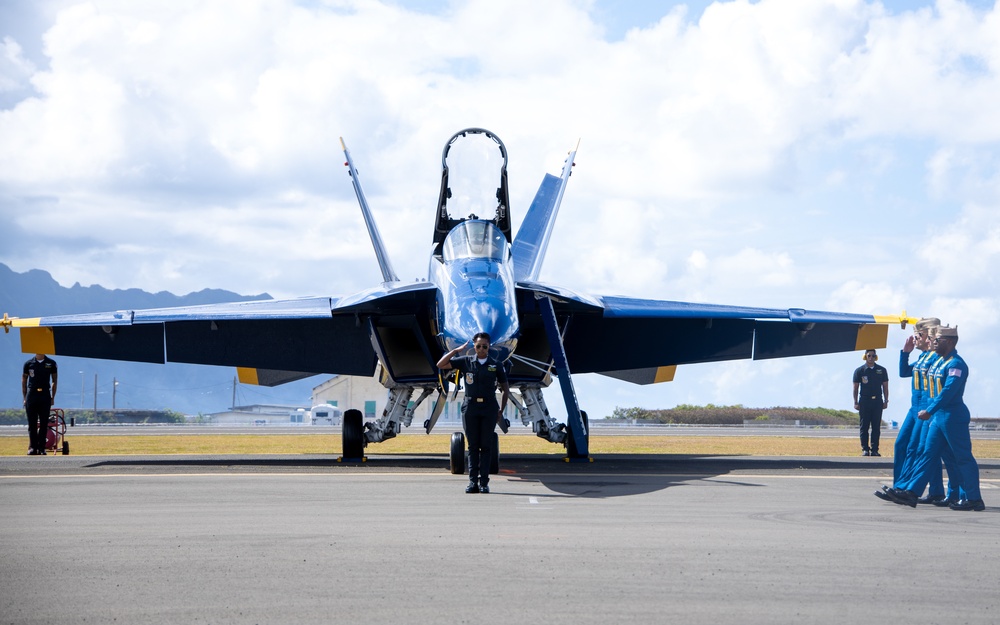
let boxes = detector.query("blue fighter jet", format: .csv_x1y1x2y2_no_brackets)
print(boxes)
3,128,909,468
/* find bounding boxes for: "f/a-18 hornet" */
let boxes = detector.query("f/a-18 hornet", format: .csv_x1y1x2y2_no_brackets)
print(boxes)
3,128,908,468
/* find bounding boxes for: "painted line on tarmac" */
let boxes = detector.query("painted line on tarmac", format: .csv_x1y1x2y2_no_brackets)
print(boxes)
3,472,1000,483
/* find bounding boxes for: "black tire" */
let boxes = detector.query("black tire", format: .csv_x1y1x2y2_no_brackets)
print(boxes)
449,432,466,475
342,409,365,459
566,410,589,459
489,431,499,474
62,441,69,455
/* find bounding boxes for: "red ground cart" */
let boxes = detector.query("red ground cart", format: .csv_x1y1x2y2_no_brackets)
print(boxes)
45,408,69,455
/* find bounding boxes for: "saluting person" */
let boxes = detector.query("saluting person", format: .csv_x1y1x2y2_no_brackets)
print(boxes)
894,318,939,481
887,326,984,511
437,332,510,494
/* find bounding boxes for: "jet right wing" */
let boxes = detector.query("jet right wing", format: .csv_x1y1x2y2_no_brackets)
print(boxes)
11,282,442,386
510,282,913,385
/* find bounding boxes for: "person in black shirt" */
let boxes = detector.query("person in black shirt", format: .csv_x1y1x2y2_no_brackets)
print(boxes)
437,332,510,494
22,353,58,455
853,349,888,456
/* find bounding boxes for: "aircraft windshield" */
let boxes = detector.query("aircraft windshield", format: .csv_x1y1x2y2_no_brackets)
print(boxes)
442,221,507,261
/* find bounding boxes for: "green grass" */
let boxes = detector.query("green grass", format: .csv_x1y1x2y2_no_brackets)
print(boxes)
4,433,1000,457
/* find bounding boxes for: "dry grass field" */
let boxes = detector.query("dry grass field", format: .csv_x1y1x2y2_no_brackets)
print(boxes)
3,433,1000,457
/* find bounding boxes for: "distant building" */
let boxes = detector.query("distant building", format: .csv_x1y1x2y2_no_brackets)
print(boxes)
205,404,309,425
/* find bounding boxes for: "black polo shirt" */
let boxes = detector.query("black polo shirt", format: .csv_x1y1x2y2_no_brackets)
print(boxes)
853,363,888,402
451,355,507,400
24,356,57,400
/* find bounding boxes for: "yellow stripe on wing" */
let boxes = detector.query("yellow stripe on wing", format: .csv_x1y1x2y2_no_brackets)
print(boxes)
855,323,888,351
20,326,55,354
237,367,260,385
653,365,677,383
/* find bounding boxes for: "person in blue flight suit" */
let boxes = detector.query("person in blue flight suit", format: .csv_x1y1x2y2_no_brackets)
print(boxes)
437,332,510,494
853,349,889,456
22,353,58,455
894,318,939,482
875,320,964,505
885,326,985,511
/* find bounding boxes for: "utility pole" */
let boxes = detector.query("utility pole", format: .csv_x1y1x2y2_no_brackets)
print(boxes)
80,370,84,408
112,377,117,410
232,376,237,410
93,373,98,414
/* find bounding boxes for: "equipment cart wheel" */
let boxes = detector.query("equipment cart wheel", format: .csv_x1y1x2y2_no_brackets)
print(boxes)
62,441,69,455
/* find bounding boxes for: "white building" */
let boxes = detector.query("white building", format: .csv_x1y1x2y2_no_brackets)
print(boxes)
204,404,310,425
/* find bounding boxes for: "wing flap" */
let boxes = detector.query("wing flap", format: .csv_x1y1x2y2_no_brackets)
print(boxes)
237,367,319,387
562,316,756,374
165,316,377,375
753,320,888,360
21,323,166,363
597,366,677,385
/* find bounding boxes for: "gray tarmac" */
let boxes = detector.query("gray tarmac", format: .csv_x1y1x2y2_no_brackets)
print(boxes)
2,453,998,625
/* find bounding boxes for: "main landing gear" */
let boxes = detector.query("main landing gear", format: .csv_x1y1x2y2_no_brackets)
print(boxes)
341,409,365,461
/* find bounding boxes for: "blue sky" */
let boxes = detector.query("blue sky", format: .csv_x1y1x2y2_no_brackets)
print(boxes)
2,0,999,420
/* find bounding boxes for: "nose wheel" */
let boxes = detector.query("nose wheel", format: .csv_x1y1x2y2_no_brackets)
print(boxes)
449,431,500,475
450,432,465,474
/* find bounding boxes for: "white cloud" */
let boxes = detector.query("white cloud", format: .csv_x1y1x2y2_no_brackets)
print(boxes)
1,36,36,92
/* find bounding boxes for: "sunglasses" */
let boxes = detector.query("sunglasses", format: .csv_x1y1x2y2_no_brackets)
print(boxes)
474,344,489,349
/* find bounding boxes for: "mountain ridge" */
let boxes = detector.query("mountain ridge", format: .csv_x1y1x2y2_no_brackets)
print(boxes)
0,263,320,413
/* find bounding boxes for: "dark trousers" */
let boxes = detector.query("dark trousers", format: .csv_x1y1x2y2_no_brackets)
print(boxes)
859,400,883,452
463,401,497,485
25,397,51,452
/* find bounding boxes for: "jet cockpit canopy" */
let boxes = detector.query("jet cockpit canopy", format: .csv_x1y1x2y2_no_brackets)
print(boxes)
442,220,508,262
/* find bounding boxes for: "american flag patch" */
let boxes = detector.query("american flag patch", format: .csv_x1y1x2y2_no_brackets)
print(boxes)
948,368,963,377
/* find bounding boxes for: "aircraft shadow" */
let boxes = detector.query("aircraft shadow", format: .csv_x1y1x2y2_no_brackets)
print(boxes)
77,453,973,500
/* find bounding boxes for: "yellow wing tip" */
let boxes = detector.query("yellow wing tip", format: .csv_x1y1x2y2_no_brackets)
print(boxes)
6,316,42,328
872,311,919,328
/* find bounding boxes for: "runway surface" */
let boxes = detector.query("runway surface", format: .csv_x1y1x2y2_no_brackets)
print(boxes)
2,453,998,624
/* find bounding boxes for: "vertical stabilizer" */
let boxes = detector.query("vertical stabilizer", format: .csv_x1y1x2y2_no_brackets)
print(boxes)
341,138,400,283
511,142,578,282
